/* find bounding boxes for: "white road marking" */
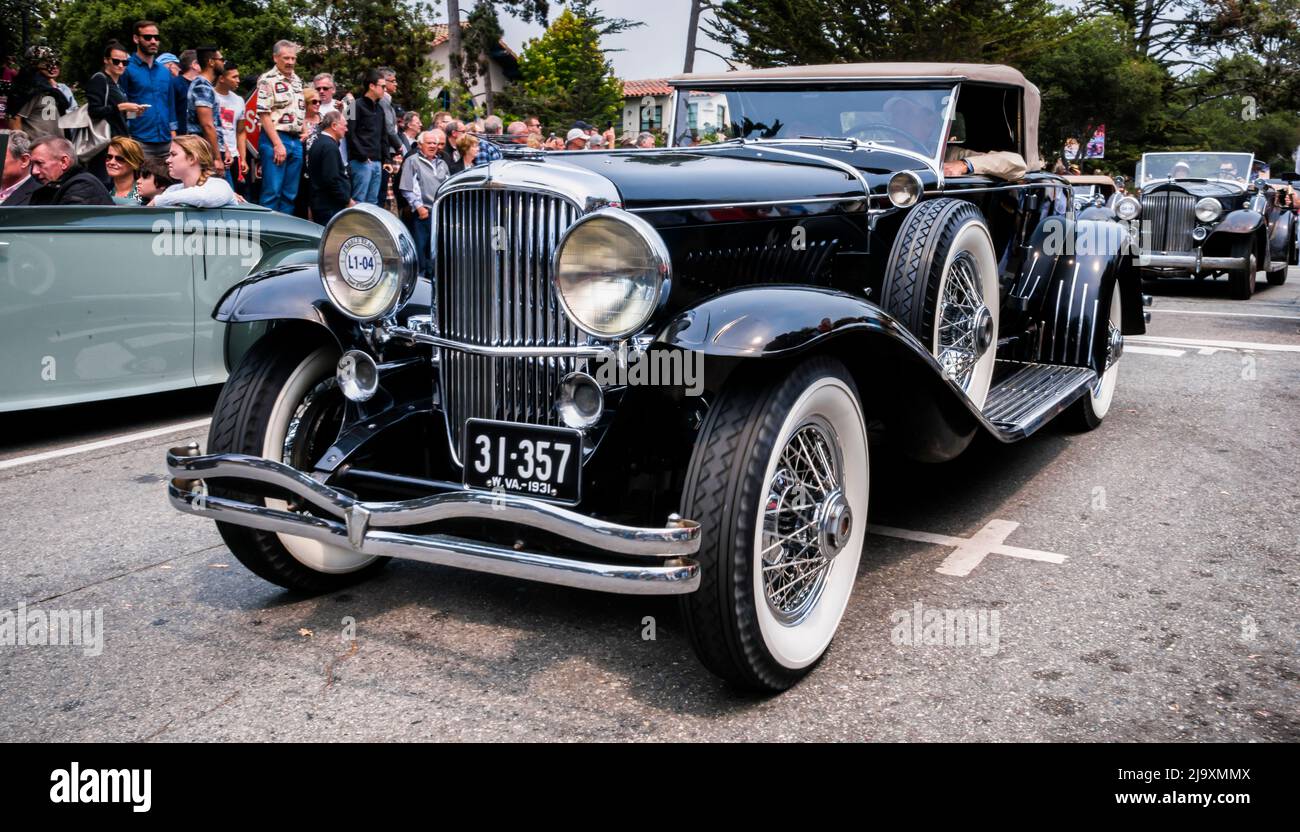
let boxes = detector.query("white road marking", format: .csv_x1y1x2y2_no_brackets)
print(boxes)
1125,345,1186,357
1128,335,1300,354
0,418,211,472
870,520,1068,577
1149,308,1300,322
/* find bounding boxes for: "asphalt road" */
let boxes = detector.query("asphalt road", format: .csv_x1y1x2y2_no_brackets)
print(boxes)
1,269,1297,741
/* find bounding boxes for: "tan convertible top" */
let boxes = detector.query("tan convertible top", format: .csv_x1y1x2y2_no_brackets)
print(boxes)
669,62,1041,170
1065,175,1117,188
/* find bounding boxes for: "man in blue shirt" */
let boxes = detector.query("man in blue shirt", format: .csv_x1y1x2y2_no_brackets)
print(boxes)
118,20,176,160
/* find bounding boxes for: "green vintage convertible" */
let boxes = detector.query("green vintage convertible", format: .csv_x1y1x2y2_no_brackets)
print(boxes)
0,203,320,412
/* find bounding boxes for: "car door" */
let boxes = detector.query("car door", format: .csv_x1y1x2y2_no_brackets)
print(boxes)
0,205,198,411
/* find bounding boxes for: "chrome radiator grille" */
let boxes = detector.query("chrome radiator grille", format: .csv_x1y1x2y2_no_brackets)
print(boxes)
1140,192,1196,252
435,188,583,462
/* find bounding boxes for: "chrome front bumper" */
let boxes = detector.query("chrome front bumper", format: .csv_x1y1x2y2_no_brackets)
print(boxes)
166,445,701,595
1139,251,1247,272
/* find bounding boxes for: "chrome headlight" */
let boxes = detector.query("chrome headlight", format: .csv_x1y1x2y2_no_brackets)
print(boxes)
887,171,922,208
1195,197,1222,223
552,208,670,339
319,203,418,321
1115,195,1141,220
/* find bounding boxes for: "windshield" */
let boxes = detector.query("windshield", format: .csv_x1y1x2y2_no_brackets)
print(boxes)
1138,152,1254,186
670,85,955,162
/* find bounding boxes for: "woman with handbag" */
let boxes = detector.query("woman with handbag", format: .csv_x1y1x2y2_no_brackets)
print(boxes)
86,42,142,185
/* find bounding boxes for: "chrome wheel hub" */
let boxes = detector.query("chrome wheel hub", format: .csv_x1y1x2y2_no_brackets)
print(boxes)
760,420,845,625
937,253,990,390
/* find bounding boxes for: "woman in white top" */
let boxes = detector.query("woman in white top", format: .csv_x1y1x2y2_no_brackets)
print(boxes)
150,134,237,208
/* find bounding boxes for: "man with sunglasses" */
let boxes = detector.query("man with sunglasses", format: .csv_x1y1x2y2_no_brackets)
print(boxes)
119,20,176,160
312,73,338,116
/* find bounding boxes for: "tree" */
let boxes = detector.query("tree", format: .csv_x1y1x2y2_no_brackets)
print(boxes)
45,0,305,89
445,0,549,91
495,7,622,133
705,0,1075,67
1020,15,1171,173
565,0,645,51
296,0,439,110
462,0,506,113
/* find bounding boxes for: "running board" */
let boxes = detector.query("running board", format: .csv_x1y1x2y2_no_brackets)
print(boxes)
982,361,1097,439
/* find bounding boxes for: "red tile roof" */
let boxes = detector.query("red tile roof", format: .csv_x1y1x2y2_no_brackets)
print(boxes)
623,79,673,98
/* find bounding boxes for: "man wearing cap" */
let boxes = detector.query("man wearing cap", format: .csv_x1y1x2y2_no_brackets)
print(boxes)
564,128,587,151
586,133,606,150
119,20,177,160
158,53,180,76
255,39,306,212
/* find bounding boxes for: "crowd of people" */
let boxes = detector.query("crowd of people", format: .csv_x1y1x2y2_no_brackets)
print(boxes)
1,21,668,278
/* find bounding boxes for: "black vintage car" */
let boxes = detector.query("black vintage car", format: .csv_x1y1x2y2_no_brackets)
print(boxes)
1111,151,1297,298
167,63,1146,691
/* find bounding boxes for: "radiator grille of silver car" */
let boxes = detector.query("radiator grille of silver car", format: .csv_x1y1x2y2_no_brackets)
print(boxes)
1141,192,1196,252
435,188,583,464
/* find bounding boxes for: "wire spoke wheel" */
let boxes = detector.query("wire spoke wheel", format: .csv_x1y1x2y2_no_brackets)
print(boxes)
760,419,843,625
936,252,988,392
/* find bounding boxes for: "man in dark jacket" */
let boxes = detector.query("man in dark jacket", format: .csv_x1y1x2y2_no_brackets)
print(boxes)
1,129,43,205
28,136,114,205
308,110,354,224
346,69,387,205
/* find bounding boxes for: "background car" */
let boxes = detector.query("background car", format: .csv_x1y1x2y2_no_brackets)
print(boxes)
1114,151,1294,298
0,203,320,412
167,63,1146,692
1065,174,1122,212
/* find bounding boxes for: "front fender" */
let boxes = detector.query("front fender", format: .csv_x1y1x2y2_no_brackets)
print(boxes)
214,264,363,350
655,285,987,462
1210,209,1265,239
214,265,433,359
1268,209,1295,265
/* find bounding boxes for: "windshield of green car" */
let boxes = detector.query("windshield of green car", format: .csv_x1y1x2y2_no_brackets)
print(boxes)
1138,152,1254,186
670,85,955,162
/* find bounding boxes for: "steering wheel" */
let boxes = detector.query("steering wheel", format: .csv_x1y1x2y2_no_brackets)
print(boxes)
845,123,931,156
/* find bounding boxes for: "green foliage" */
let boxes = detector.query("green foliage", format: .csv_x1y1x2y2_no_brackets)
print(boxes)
295,0,439,112
706,0,1075,67
1020,16,1170,173
495,7,622,133
45,0,305,91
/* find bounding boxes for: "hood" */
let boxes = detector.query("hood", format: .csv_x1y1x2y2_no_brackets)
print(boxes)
544,144,935,211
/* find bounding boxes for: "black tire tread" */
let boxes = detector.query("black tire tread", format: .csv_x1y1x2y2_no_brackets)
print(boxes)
679,356,856,692
207,328,387,594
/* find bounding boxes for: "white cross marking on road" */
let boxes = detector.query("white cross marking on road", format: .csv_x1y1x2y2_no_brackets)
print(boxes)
869,520,1068,577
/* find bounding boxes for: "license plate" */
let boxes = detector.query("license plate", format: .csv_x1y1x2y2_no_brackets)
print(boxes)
462,419,582,504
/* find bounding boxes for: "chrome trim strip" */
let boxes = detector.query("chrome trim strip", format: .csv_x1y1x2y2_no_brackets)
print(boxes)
629,195,880,213
169,483,699,595
167,446,700,558
382,324,611,358
1139,254,1245,270
923,183,1051,196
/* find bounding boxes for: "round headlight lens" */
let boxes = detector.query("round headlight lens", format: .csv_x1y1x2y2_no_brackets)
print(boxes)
1195,197,1222,223
319,203,418,321
887,171,922,207
553,209,670,339
1115,195,1141,221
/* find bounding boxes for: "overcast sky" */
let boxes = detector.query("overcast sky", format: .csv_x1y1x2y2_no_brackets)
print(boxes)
492,0,734,81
